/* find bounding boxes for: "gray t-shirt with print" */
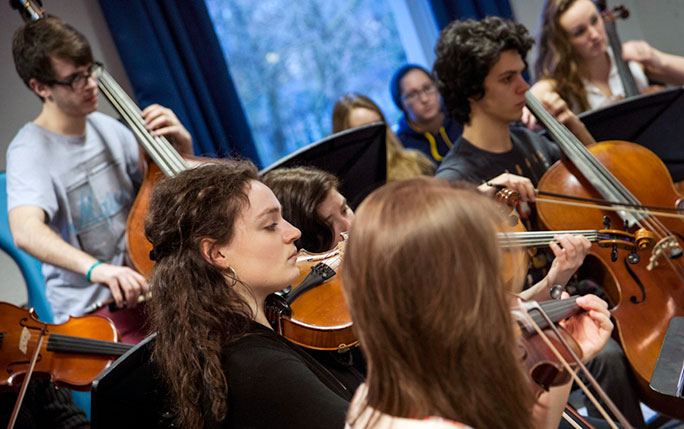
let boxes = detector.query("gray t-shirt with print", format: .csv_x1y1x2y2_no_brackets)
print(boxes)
7,112,141,323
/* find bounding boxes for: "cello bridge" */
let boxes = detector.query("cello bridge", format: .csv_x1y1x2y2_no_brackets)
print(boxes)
648,236,681,270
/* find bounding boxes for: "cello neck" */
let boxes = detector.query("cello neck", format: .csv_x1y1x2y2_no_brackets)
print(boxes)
525,92,644,227
602,6,640,97
97,71,188,177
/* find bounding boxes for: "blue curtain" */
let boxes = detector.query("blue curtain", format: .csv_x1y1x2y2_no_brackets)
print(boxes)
429,0,514,30
98,1,261,166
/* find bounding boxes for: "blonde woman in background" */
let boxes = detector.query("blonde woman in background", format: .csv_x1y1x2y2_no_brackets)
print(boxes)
332,93,435,182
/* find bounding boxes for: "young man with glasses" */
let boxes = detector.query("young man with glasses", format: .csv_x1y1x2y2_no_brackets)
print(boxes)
389,64,462,165
7,17,193,343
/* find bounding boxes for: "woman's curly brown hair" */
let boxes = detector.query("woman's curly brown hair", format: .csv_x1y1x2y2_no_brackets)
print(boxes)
433,16,534,125
145,160,259,428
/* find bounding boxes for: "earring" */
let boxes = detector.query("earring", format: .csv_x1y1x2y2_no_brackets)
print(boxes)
227,266,238,285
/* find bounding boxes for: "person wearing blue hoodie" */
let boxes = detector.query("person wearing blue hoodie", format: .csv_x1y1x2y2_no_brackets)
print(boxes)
390,64,462,165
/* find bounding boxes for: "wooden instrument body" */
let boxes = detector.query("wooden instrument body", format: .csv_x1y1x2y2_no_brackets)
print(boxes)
270,249,357,351
501,216,531,293
537,140,684,417
126,155,205,277
0,303,121,391
126,162,163,277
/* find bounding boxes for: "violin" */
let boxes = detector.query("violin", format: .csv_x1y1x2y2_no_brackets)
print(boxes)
494,188,655,291
265,238,357,351
514,296,632,428
527,90,684,418
513,297,583,395
0,302,132,391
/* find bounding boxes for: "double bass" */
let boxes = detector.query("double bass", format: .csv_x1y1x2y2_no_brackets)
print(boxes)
10,0,191,280
527,91,684,418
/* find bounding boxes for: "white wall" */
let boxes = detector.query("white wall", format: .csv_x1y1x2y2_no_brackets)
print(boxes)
0,0,134,306
511,0,684,81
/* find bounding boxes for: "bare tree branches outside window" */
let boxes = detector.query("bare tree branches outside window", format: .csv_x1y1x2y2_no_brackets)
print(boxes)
206,0,407,165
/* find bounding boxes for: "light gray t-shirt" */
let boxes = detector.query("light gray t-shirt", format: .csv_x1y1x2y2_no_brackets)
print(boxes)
7,112,141,323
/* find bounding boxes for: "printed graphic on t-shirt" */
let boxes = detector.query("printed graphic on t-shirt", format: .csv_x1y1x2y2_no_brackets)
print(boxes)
64,151,134,262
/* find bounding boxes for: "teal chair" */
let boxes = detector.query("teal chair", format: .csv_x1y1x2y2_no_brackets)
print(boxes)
0,171,53,322
0,171,91,418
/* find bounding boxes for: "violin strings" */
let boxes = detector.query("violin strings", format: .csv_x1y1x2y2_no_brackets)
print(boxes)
20,332,131,356
527,297,580,328
499,230,600,248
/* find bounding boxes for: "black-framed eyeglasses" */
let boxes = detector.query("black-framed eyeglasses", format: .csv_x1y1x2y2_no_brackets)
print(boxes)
401,83,438,104
45,62,104,91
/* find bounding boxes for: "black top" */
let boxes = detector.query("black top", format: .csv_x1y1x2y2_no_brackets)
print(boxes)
435,126,561,186
217,322,352,429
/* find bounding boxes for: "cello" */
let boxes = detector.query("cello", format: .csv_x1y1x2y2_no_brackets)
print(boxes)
596,1,640,98
595,1,664,99
527,90,684,418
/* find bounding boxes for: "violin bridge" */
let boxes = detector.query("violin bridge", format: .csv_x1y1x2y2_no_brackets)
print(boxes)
19,327,30,355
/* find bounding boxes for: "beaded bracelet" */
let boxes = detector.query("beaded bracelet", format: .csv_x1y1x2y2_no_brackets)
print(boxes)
86,260,103,283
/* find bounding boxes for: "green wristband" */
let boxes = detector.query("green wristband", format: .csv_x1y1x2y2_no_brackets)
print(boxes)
86,261,103,283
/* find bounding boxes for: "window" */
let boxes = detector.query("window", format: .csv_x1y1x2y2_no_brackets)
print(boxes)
206,0,428,166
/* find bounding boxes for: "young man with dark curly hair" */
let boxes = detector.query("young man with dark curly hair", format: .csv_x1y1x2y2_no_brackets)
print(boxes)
433,16,594,199
433,16,646,429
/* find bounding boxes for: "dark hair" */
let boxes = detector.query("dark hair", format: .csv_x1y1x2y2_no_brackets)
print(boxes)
343,178,534,428
389,64,432,111
145,160,259,428
261,166,339,253
12,16,93,99
433,16,534,124
535,0,591,112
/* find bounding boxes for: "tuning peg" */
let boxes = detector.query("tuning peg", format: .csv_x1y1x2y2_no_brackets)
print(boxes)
611,245,618,262
603,216,611,229
627,249,640,265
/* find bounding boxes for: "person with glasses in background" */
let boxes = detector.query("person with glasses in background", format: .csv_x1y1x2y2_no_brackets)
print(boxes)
7,16,193,343
390,64,462,165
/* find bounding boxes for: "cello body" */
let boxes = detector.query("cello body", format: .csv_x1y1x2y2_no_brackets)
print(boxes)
537,140,684,418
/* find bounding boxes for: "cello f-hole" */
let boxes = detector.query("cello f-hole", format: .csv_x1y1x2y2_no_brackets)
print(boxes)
623,259,646,304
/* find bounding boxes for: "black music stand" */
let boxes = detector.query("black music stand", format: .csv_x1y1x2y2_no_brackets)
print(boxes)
259,123,387,208
578,87,684,181
650,317,684,398
91,333,173,428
